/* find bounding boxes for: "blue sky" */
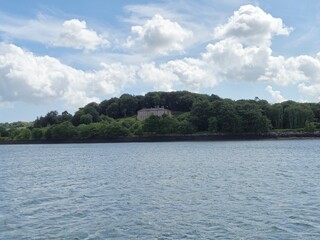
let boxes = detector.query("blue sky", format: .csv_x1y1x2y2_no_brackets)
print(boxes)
1,0,320,122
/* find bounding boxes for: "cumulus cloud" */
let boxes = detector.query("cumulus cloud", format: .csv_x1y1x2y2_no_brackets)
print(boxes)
260,54,320,90
163,58,216,89
202,39,271,82
213,5,291,46
265,86,286,103
194,4,320,102
137,58,218,92
0,15,108,52
125,14,192,54
3,3,320,111
298,83,320,101
0,43,135,109
53,19,109,51
138,62,178,91
126,5,320,98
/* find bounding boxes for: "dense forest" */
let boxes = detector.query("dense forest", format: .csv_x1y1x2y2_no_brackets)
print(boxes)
1,91,320,141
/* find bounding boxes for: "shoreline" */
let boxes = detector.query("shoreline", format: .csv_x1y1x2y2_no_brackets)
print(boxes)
1,132,320,145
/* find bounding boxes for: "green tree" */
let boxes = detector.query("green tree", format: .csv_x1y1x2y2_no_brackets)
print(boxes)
11,128,32,140
119,117,137,130
103,122,130,137
45,111,59,125
83,104,100,122
89,122,110,138
208,117,218,132
190,100,211,131
158,115,177,134
143,115,160,134
48,122,79,139
268,103,283,129
309,103,320,122
78,124,92,139
80,114,93,124
175,120,196,134
72,109,85,126
99,99,109,115
130,121,143,135
305,120,316,132
107,102,120,119
144,92,161,108
57,111,73,123
236,102,271,133
34,111,59,127
119,94,138,117
210,100,241,133
0,126,9,137
282,102,314,129
31,128,43,140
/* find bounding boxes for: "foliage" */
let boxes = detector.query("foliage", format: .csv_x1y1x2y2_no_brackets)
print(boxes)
103,122,130,137
304,121,316,132
46,122,79,139
80,114,93,125
10,128,32,140
31,128,44,140
3,91,320,142
0,126,9,137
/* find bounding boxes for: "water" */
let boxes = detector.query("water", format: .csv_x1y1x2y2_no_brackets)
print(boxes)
1,140,320,239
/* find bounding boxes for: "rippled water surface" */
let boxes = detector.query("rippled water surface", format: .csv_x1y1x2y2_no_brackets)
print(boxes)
1,140,320,239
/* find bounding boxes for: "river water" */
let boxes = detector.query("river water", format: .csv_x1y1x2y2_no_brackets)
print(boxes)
1,140,320,239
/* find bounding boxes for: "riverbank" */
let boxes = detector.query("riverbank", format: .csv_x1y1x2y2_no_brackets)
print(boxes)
1,131,320,144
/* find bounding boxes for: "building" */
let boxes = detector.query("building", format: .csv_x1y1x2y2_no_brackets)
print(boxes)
137,107,172,121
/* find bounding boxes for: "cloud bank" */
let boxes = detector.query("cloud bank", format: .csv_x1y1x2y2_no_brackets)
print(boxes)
2,4,320,110
125,14,192,55
53,19,109,51
0,43,135,108
265,86,286,103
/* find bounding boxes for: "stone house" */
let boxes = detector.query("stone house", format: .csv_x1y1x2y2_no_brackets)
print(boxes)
137,107,172,121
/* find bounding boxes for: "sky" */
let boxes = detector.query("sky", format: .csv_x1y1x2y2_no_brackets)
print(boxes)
1,0,320,122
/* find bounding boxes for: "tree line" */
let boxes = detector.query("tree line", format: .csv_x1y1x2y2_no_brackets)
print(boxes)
1,91,320,141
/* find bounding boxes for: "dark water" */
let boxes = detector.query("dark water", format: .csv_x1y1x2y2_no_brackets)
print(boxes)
1,140,320,239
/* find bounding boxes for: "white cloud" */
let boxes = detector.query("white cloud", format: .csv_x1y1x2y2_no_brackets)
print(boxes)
53,19,109,51
163,58,216,90
0,13,60,44
298,83,320,101
125,14,192,55
0,14,109,52
260,54,320,87
122,0,256,49
128,4,320,98
137,58,218,92
213,5,291,47
202,39,271,82
138,62,178,91
265,86,286,103
2,3,320,112
0,43,135,109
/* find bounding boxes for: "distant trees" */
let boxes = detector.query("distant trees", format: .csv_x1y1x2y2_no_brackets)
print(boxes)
2,90,320,142
72,103,101,126
211,100,240,133
267,101,314,129
28,92,320,139
235,101,271,133
0,126,9,137
46,122,79,139
34,110,73,128
10,128,32,140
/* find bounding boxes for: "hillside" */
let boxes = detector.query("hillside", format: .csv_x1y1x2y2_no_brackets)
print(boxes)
1,91,320,142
